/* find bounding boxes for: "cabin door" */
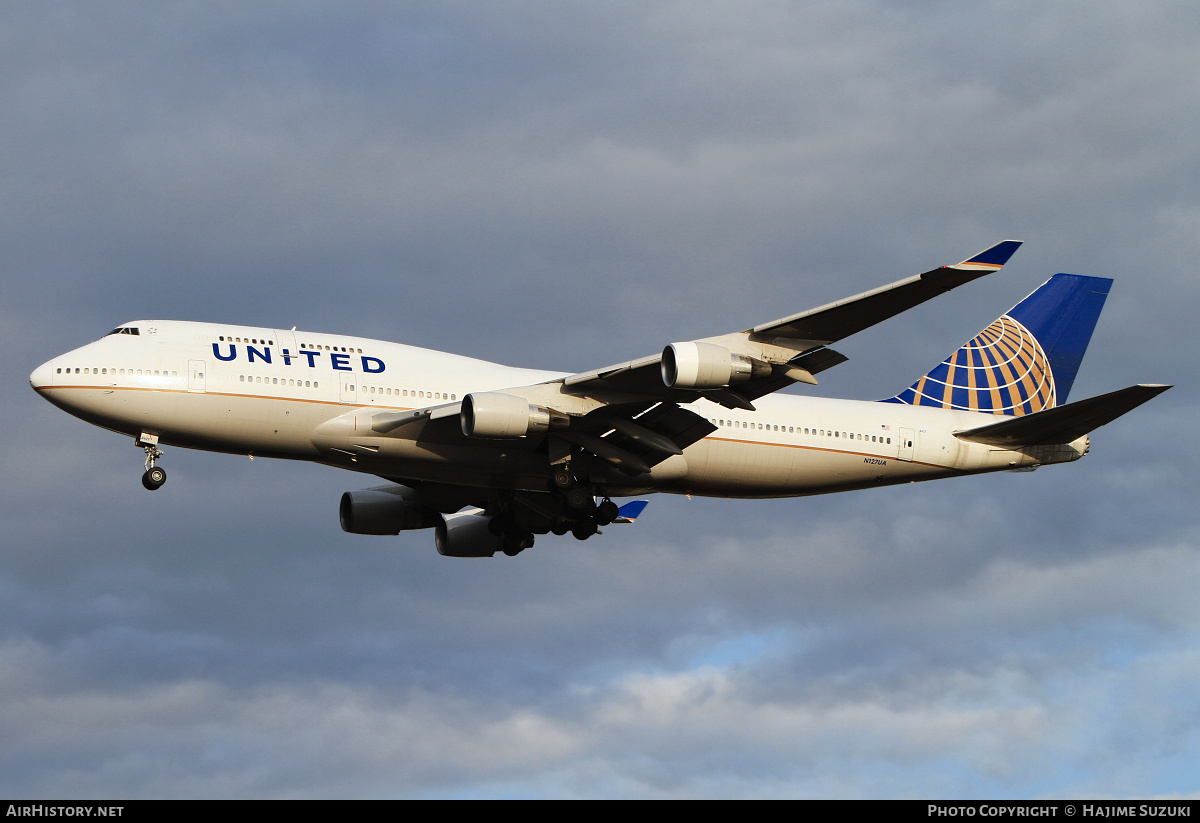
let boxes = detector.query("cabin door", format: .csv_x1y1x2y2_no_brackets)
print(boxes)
898,427,916,461
188,360,206,392
339,372,358,404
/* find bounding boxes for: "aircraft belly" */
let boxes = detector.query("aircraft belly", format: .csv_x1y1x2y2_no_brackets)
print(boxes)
42,386,326,455
680,436,949,497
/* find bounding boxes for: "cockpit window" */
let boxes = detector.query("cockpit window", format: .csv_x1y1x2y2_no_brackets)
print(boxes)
108,327,140,336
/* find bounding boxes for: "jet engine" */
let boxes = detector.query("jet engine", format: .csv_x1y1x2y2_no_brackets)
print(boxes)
434,513,505,557
660,342,770,390
339,489,441,535
460,392,566,438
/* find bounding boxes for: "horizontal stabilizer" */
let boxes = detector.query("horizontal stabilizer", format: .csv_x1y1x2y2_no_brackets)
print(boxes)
954,384,1171,447
614,500,649,523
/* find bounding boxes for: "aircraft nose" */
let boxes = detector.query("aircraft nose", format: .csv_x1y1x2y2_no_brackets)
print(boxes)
30,360,55,391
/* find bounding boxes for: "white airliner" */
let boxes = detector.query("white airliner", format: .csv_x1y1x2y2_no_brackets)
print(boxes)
30,241,1168,557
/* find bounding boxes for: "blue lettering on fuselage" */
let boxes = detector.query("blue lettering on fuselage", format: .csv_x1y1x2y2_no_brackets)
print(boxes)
207,344,385,373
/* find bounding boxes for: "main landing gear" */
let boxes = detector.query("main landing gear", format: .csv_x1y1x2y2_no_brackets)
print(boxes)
548,466,619,541
140,442,166,491
488,511,536,557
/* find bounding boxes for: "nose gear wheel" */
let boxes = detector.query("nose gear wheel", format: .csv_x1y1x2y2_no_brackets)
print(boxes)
141,444,166,490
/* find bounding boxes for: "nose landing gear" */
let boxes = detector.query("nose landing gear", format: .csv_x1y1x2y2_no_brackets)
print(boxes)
140,439,166,491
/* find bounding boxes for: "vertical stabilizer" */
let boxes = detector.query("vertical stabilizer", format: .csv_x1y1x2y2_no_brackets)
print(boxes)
882,274,1111,415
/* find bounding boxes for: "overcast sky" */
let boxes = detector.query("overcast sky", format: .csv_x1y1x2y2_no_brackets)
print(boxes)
3,1,1199,798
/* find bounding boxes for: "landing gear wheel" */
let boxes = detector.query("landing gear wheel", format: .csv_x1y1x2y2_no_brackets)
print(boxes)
551,514,572,536
502,532,535,556
564,485,592,511
488,513,516,537
571,518,598,541
142,466,167,491
550,467,574,490
595,500,619,526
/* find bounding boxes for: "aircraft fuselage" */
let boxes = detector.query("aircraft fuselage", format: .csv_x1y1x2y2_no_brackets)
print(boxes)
30,320,1085,500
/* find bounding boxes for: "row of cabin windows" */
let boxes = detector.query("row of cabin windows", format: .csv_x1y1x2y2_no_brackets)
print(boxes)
217,334,364,356
58,367,176,377
347,383,456,401
240,375,318,388
219,336,275,345
302,343,361,353
709,417,891,445
238,375,455,402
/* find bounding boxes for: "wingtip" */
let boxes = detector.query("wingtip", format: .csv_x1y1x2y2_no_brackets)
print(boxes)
956,239,1024,270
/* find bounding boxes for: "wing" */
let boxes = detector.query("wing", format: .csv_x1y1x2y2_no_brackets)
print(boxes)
354,242,1024,482
559,240,1023,409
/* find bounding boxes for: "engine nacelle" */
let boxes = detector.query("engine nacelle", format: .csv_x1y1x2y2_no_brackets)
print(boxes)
434,514,503,557
661,342,769,390
339,490,441,535
460,392,563,438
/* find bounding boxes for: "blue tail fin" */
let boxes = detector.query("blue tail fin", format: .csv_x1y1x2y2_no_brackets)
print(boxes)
882,273,1111,415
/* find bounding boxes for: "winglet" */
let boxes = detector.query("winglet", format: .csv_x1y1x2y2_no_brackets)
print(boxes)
614,500,649,523
951,240,1023,271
